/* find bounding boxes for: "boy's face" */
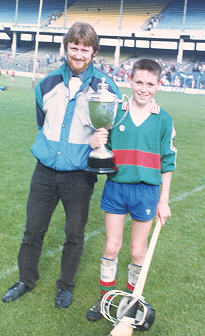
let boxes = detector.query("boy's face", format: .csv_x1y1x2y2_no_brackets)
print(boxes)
66,41,96,74
129,69,160,107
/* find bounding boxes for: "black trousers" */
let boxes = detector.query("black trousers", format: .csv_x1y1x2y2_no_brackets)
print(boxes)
18,161,97,291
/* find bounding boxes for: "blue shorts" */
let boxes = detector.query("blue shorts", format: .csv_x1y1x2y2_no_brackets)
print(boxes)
101,180,160,221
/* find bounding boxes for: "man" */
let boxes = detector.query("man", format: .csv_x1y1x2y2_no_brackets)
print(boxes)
86,59,177,321
2,22,120,308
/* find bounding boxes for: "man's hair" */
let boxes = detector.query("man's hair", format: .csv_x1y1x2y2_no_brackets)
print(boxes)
130,59,162,81
63,21,99,54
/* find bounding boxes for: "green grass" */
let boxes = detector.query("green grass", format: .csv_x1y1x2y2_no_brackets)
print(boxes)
0,75,204,336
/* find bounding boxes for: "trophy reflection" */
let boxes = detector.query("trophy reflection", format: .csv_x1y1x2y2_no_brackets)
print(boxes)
86,77,128,174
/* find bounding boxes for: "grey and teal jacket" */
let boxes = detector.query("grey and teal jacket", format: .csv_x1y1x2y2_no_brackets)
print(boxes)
32,62,121,171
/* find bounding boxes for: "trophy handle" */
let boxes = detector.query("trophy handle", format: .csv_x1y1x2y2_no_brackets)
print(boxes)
111,94,129,129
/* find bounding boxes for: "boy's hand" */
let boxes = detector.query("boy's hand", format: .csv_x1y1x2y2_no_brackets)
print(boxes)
155,200,171,226
89,128,108,149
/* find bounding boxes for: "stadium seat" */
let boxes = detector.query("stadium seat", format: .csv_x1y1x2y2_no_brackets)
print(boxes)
154,0,205,30
49,0,170,32
0,0,65,25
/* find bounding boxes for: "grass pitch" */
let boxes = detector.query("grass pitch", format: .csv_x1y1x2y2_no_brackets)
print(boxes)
0,75,204,336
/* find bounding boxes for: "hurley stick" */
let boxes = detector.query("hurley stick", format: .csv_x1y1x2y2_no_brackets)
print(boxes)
110,219,162,336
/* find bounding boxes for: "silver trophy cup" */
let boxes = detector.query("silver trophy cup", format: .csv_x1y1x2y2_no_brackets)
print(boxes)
85,77,128,174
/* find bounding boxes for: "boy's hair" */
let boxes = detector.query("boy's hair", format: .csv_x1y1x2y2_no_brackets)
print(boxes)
130,59,162,81
63,21,99,54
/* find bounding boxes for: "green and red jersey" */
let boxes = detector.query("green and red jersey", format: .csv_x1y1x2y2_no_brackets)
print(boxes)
108,99,177,185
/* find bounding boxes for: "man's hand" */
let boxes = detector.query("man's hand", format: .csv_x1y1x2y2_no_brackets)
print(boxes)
89,128,108,149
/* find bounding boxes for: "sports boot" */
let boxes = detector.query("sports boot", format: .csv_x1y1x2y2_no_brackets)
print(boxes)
2,281,31,302
86,297,103,321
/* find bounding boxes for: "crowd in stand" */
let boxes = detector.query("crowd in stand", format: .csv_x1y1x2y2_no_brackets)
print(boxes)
95,57,205,90
158,59,205,89
145,13,161,31
1,51,205,90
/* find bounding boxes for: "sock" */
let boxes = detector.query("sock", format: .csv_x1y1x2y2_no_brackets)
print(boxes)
125,263,142,294
99,256,118,297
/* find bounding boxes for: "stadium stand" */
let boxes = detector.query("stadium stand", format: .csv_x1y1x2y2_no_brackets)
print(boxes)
1,0,204,32
154,0,205,30
0,0,205,92
0,0,66,25
0,0,205,31
49,0,171,31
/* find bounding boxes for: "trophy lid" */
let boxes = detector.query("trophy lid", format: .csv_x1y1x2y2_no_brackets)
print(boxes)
88,77,118,103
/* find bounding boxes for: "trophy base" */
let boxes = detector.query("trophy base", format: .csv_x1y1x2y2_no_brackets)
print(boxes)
86,157,118,174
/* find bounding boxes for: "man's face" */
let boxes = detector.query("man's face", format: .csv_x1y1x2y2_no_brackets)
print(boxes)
66,41,96,74
129,69,160,107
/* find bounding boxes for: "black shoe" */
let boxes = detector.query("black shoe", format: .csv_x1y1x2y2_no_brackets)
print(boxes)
2,281,31,302
55,288,72,308
86,297,104,321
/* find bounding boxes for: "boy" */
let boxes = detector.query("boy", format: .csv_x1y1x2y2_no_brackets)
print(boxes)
86,58,177,321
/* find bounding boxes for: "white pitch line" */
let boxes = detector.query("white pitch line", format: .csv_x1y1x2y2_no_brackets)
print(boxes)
0,265,18,280
1,184,204,280
169,184,205,203
0,230,104,280
41,229,103,258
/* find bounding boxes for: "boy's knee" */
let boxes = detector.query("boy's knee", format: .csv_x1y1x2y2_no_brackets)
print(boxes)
130,245,146,263
104,240,121,259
